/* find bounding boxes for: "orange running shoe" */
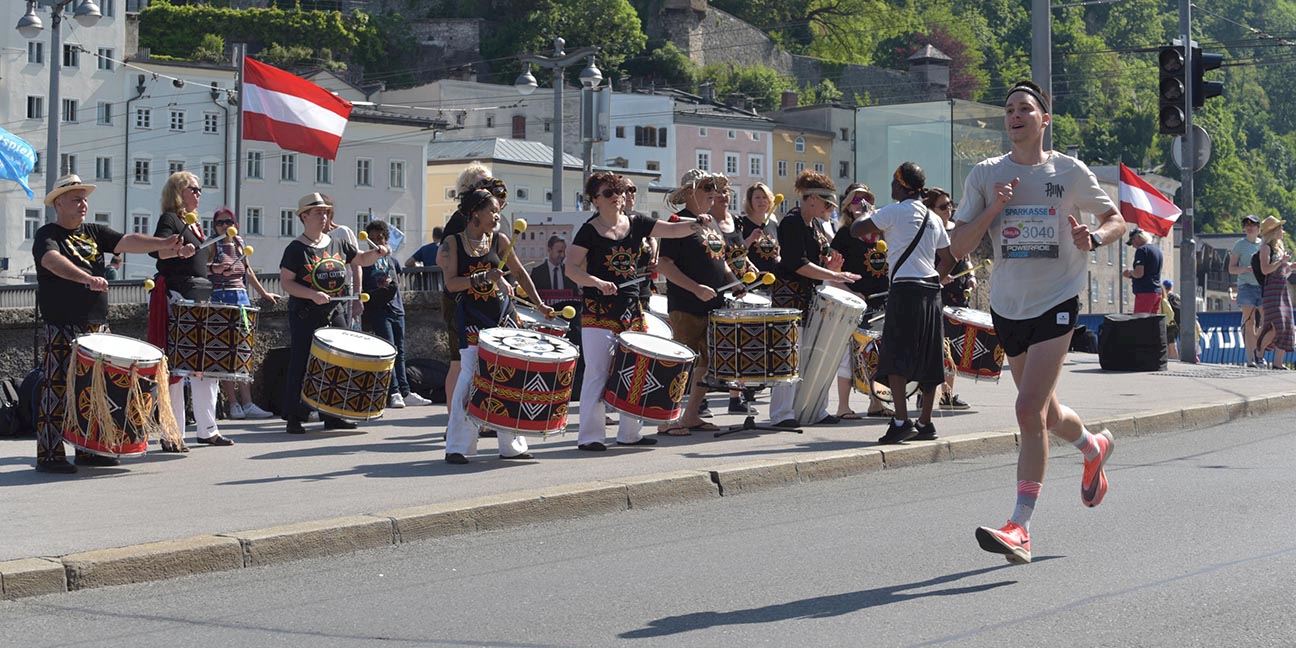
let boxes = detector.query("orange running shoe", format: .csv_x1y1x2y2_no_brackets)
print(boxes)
1081,429,1115,508
976,521,1032,564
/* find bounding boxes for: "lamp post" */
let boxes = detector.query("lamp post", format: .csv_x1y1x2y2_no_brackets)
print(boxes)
17,0,102,223
514,37,601,211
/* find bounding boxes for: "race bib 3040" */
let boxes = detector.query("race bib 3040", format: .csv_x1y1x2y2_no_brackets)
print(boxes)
1000,205,1060,259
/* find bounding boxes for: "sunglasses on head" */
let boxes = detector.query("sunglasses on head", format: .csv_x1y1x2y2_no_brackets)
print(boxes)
699,181,719,193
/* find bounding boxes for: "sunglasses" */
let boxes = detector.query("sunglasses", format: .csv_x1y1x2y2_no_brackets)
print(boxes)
186,186,202,194
214,220,235,227
473,178,508,199
599,188,625,199
625,186,637,194
935,201,952,211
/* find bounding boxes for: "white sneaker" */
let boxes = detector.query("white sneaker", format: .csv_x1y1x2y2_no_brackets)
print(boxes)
403,392,432,406
389,393,406,408
307,411,320,422
242,403,273,419
228,402,245,420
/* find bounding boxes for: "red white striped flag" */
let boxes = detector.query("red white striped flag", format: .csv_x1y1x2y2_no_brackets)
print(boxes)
241,57,353,160
1118,162,1181,237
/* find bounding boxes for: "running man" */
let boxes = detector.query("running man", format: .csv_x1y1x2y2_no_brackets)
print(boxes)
949,80,1124,564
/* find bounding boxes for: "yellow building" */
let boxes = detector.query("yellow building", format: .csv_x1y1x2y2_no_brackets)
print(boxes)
771,126,834,214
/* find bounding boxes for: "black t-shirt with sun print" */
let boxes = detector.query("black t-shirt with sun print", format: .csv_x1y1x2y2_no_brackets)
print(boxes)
280,234,358,319
33,222,124,325
739,214,780,274
572,213,656,332
660,208,737,316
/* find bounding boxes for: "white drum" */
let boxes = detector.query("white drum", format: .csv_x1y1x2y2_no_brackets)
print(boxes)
647,294,669,317
643,311,673,339
791,285,868,425
728,292,772,308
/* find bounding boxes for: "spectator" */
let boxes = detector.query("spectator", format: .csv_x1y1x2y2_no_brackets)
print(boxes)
207,206,279,420
362,220,432,408
103,254,122,280
1162,279,1181,359
1253,216,1292,369
406,226,444,269
1123,227,1162,314
529,235,570,297
1229,215,1263,366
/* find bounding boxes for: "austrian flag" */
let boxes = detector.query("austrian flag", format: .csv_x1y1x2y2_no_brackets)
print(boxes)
241,57,352,160
1118,163,1181,237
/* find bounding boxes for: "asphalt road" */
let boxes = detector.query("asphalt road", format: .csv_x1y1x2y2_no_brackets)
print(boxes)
3,414,1294,648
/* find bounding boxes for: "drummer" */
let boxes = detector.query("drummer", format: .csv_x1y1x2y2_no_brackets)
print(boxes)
709,180,758,417
656,169,738,435
767,171,861,428
207,206,279,420
33,174,193,473
830,184,894,420
925,187,973,411
567,171,707,449
146,171,231,450
279,193,391,435
440,189,551,463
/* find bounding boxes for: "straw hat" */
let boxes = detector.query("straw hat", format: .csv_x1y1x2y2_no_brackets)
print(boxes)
1259,215,1284,236
665,169,713,206
44,174,96,207
297,192,332,215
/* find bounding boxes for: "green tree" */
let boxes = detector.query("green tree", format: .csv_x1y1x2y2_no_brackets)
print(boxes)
193,33,226,64
481,0,647,84
700,63,795,112
622,42,698,91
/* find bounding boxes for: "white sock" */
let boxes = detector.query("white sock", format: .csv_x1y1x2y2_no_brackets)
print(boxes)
1073,429,1101,461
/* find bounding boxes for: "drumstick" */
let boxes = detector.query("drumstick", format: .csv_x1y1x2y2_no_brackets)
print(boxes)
617,276,648,289
197,226,238,251
717,271,774,294
357,230,376,249
513,296,576,320
496,219,528,270
949,258,992,280
330,293,371,303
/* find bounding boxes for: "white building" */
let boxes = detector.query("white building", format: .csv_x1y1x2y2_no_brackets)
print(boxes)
604,92,676,203
769,101,859,185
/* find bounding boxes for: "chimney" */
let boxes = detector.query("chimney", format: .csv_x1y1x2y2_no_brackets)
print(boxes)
699,81,715,103
908,44,952,96
780,90,799,110
725,92,746,108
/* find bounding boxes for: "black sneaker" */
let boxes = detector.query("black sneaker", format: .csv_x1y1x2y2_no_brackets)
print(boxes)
35,458,77,474
323,416,358,431
727,397,754,414
286,420,307,434
939,394,971,410
912,421,938,441
445,453,469,465
877,420,917,445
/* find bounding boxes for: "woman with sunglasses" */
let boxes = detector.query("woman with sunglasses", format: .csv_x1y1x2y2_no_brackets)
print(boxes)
440,189,549,463
924,187,973,411
567,171,708,449
707,179,760,417
147,171,230,450
767,171,861,428
207,207,279,420
829,183,893,420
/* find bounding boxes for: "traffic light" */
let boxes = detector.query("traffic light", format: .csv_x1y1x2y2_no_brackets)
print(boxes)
1192,49,1225,108
1158,44,1186,135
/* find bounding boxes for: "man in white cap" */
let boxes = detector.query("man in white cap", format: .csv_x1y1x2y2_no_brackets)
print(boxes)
33,174,193,474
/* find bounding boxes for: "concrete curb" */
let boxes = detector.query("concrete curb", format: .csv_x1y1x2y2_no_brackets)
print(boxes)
4,391,1293,601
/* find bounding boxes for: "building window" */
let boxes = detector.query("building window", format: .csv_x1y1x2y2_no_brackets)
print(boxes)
316,158,332,184
777,160,787,177
728,187,740,211
356,212,371,232
615,126,625,138
170,110,184,132
814,162,824,174
246,151,263,179
97,48,114,71
281,153,297,182
840,128,850,141
1090,277,1099,302
511,115,526,139
516,187,530,201
280,209,295,237
544,119,552,133
27,96,44,120
136,108,151,129
839,161,849,178
646,160,660,172
389,160,405,189
203,113,219,134
27,42,43,64
95,157,112,181
63,44,79,68
727,130,736,139
200,213,213,234
59,154,77,176
749,155,763,177
658,127,668,147
102,0,114,16
61,99,78,123
96,102,112,125
202,163,219,188
635,126,661,147
356,159,372,186
132,214,151,234
485,114,495,128
794,136,805,153
168,160,184,175
388,214,405,231
696,151,710,172
751,132,760,141
725,153,738,176
33,152,42,174
94,212,110,225
1107,244,1116,265
1109,279,1116,304
245,208,262,235
795,161,806,175
699,127,708,137
25,210,41,241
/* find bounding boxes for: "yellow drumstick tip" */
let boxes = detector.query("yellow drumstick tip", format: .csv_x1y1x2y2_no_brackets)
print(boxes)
513,218,528,234
226,226,237,238
876,240,889,253
984,260,993,269
560,305,576,319
742,271,756,283
183,212,198,225
774,193,785,205
143,279,155,291
516,285,528,298
761,272,776,285
359,293,370,303
358,230,369,241
243,245,254,256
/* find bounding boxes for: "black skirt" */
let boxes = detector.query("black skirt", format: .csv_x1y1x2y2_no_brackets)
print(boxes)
875,280,945,388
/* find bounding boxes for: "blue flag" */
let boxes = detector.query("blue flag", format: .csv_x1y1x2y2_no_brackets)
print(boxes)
0,126,36,199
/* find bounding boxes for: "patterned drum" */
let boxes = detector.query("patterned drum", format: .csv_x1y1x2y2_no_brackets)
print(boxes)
301,328,397,420
943,307,1005,381
849,329,882,395
468,327,579,437
167,300,259,381
707,307,801,384
604,331,696,424
65,334,170,458
515,305,570,339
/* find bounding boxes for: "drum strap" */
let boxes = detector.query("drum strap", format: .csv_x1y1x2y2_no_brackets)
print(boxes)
890,204,933,282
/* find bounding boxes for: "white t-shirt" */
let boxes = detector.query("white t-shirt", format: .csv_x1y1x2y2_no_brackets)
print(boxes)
954,151,1116,320
868,199,950,281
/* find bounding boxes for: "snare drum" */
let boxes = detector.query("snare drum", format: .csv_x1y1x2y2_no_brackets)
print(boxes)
647,294,669,317
727,292,772,308
643,311,673,339
468,327,579,436
301,328,397,420
604,331,696,424
167,300,259,381
943,307,1005,381
515,305,571,339
64,334,168,458
707,307,801,384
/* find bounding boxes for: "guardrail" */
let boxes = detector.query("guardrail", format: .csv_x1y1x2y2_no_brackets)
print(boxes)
0,267,445,310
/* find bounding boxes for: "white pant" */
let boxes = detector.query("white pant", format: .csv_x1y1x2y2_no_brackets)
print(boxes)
170,376,220,440
577,327,644,445
445,346,528,457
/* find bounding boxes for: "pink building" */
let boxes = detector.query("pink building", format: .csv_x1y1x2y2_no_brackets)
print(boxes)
661,89,774,212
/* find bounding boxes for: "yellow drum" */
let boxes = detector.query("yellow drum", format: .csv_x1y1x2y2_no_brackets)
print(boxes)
301,328,396,420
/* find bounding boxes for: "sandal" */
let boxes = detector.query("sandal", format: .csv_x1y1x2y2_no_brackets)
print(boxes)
866,406,895,418
688,422,720,432
836,410,863,420
660,426,692,437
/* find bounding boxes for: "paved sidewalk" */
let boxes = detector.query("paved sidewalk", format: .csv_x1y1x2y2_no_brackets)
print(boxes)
3,354,1294,567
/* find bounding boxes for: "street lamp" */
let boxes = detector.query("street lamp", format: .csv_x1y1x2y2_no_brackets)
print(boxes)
514,37,600,211
16,0,102,222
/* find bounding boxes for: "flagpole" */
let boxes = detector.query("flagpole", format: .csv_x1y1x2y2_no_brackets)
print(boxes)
234,43,246,224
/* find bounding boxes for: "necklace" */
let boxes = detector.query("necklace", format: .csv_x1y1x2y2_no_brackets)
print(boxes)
465,232,491,255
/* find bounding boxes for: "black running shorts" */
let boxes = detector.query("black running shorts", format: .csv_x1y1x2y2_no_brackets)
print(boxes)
990,296,1079,358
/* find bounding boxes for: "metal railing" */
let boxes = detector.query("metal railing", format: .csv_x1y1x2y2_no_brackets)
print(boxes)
0,267,444,310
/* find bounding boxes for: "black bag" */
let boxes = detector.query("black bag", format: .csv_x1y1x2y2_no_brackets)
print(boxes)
1099,313,1167,371
1069,325,1099,353
405,357,448,404
1251,251,1268,286
255,347,292,415
0,377,19,437
15,368,42,437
